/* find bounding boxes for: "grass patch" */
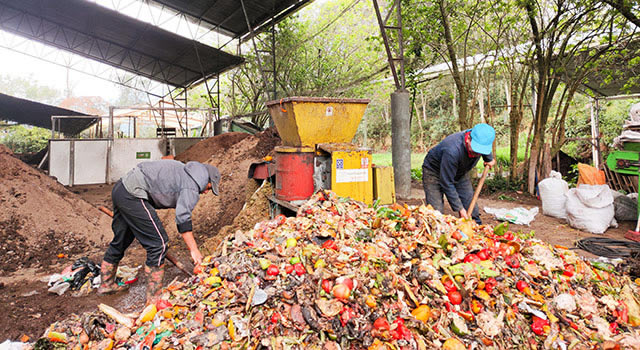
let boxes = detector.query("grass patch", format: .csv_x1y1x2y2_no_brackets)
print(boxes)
372,152,426,169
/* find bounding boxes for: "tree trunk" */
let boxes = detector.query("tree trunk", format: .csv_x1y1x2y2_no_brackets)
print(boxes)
509,107,521,181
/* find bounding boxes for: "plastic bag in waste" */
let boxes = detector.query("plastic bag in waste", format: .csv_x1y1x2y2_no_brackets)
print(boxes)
483,206,538,225
69,257,100,290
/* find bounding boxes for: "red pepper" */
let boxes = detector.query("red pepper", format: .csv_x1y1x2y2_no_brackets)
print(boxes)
322,240,338,250
284,265,294,274
464,254,482,264
293,262,305,276
373,317,390,331
443,279,458,292
266,265,279,276
270,312,281,323
458,310,474,321
531,316,549,336
390,318,412,340
156,299,173,310
321,279,333,293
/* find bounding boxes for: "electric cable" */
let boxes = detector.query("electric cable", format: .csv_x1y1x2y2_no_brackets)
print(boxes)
574,236,640,259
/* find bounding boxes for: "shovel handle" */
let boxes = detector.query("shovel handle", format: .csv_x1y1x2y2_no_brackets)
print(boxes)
467,166,490,217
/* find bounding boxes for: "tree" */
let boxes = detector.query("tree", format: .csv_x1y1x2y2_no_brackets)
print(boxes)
403,0,497,130
522,0,635,193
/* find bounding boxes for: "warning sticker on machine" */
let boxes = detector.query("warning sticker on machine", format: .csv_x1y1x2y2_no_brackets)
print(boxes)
336,169,368,183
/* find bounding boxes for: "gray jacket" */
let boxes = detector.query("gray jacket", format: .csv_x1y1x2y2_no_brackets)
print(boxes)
122,160,209,233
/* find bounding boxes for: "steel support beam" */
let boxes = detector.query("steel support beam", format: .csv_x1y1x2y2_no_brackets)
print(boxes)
373,0,411,198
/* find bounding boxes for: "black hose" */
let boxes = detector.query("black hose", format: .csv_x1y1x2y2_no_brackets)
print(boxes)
574,237,640,259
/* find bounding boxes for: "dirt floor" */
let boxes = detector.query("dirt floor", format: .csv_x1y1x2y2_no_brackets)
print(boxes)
1,136,637,341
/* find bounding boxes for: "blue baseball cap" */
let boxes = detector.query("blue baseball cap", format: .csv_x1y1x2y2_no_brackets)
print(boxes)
469,123,495,155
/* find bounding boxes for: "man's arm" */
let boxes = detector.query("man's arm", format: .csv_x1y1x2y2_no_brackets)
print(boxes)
176,190,203,265
181,230,203,266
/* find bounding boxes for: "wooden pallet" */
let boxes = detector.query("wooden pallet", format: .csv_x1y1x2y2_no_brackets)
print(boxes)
604,164,638,193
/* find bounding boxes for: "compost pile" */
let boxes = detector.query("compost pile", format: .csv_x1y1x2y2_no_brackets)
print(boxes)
0,145,111,273
38,191,640,349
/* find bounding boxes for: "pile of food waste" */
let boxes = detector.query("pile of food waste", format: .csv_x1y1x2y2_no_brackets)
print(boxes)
36,191,640,349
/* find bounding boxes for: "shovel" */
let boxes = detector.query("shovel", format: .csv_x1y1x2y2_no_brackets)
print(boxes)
467,165,490,219
98,206,194,276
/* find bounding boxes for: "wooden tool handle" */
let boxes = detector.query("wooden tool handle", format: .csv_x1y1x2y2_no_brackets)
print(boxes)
97,205,193,276
467,166,490,216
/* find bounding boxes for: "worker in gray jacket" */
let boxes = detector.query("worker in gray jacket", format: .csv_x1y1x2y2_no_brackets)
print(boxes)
98,160,220,304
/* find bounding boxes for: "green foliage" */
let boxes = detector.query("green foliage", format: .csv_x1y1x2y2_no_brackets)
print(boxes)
411,168,422,181
0,125,50,153
482,174,523,193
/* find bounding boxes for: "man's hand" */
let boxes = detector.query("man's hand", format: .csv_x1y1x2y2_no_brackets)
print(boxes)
459,208,469,220
190,248,203,266
484,158,497,169
181,230,203,265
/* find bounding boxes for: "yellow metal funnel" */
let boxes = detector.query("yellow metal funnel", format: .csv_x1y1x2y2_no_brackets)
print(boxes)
266,97,370,147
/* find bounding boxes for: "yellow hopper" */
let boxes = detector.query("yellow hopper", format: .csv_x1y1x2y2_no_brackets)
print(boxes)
265,97,370,147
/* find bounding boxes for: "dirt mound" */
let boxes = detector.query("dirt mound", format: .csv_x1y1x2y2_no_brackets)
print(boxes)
0,145,112,274
175,132,250,163
159,130,280,252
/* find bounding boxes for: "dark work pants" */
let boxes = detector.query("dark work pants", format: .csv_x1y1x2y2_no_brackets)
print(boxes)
103,181,169,267
422,167,481,224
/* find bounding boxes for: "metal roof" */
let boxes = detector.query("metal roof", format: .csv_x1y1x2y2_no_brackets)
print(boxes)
149,0,312,39
0,93,95,135
0,0,244,88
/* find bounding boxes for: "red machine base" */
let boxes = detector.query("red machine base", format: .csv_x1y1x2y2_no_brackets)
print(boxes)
625,230,640,243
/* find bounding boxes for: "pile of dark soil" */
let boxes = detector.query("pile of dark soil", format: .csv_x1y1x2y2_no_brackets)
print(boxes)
0,144,112,274
160,130,280,253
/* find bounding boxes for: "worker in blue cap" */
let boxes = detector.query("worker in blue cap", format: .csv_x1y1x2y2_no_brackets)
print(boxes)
422,123,496,224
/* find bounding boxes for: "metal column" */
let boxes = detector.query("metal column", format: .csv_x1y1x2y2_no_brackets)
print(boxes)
373,0,411,198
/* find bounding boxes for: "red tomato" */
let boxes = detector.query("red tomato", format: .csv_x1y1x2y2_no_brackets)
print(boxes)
332,284,351,299
452,230,463,241
516,280,529,292
322,240,338,250
373,317,390,331
443,279,458,292
293,263,306,276
284,265,294,274
275,214,286,225
271,312,281,323
447,291,463,305
266,265,279,276
477,249,490,260
335,276,354,290
504,232,515,241
563,264,575,277
321,279,333,293
464,254,482,264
